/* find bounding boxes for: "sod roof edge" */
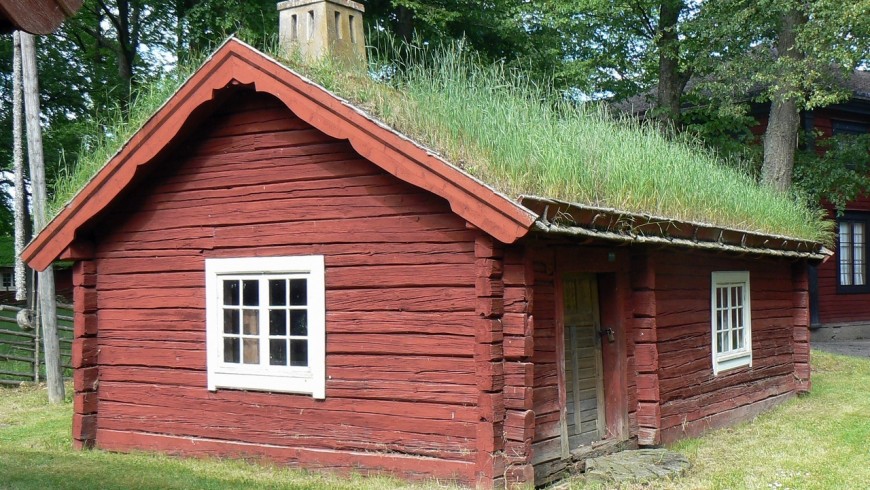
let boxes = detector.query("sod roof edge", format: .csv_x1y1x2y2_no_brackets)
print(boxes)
25,38,828,270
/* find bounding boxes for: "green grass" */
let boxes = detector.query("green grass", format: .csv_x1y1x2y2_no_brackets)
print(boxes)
48,59,204,219
0,385,456,490
48,37,833,245
563,349,870,489
0,350,866,489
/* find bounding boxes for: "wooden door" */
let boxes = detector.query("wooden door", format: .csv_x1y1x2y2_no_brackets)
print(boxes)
561,274,606,454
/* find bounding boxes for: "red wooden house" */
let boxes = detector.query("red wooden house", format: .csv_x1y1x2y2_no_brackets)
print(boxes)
623,70,870,341
753,72,870,340
23,19,827,489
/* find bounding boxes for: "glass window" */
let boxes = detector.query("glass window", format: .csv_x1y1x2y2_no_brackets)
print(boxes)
205,256,325,398
839,217,868,290
711,271,752,374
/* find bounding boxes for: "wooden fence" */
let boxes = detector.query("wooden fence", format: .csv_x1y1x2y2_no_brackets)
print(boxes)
0,304,73,385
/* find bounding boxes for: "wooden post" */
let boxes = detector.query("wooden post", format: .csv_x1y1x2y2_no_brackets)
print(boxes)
12,32,27,302
20,31,64,403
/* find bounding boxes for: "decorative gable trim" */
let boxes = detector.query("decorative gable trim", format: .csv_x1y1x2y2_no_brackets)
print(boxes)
23,38,537,271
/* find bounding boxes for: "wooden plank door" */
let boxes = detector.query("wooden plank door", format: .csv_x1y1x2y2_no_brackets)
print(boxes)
560,274,606,454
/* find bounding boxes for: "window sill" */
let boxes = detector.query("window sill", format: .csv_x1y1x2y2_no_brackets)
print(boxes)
714,351,751,375
208,369,323,398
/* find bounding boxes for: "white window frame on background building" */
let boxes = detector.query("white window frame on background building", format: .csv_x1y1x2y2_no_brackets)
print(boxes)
711,271,752,375
205,255,326,398
837,213,869,293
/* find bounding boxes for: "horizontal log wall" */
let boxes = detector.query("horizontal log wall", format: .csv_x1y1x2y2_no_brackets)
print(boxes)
631,253,657,445
528,247,563,484
501,244,535,487
650,251,803,444
89,91,480,484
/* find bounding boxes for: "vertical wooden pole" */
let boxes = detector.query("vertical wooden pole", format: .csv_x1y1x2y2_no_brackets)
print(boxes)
12,31,27,302
20,31,64,403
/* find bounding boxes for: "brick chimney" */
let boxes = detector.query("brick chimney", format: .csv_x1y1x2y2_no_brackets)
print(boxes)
277,0,366,66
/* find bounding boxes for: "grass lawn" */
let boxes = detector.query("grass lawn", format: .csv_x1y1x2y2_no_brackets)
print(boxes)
567,349,870,489
1,350,867,489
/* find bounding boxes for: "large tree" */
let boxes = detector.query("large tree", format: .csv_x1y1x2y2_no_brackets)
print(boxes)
693,0,870,191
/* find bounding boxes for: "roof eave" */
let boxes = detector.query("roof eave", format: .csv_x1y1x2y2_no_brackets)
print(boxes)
522,196,830,261
0,0,82,34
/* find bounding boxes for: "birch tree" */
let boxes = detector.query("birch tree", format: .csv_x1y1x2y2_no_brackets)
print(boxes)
12,32,27,302
20,31,64,403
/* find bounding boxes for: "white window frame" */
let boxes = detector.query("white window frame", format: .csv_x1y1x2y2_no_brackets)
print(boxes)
205,256,326,398
837,214,869,291
711,271,752,375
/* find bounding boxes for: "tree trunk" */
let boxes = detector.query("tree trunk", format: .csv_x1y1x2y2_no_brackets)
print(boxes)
20,31,65,403
655,0,686,128
761,8,803,191
395,5,414,43
12,32,27,302
117,0,134,97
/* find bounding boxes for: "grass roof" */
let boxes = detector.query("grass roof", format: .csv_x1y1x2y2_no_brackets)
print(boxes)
49,38,833,245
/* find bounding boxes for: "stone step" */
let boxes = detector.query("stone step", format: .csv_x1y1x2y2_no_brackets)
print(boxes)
573,448,691,486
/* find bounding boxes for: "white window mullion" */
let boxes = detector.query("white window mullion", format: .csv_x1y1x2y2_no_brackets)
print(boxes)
259,278,269,368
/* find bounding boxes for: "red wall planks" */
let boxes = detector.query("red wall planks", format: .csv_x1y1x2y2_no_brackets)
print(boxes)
816,194,870,325
87,91,482,485
650,251,804,444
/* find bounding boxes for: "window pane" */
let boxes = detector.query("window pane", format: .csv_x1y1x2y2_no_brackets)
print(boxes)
223,337,240,363
291,310,308,336
855,223,865,286
223,309,240,334
243,280,259,306
841,222,853,285
290,279,307,306
270,339,287,366
223,280,239,306
290,339,308,367
270,279,287,306
269,310,287,335
717,331,726,353
243,338,259,364
243,310,259,335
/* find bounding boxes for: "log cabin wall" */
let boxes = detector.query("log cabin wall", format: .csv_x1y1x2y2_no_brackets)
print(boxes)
500,243,536,486
649,250,807,445
82,90,488,485
528,246,560,483
528,243,634,485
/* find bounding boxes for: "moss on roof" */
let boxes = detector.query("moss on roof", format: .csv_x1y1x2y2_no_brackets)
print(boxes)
49,38,834,246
